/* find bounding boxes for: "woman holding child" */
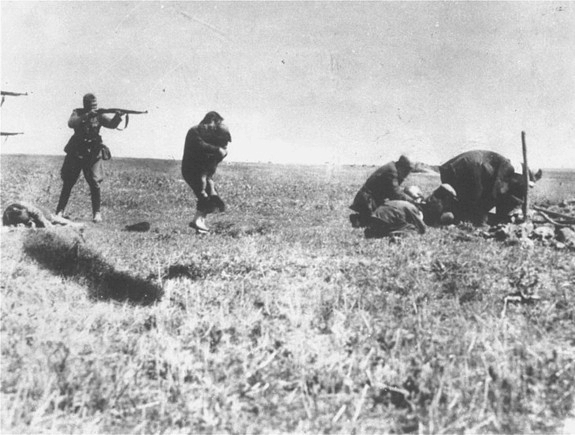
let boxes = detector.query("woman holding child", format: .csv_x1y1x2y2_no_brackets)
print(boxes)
182,111,231,234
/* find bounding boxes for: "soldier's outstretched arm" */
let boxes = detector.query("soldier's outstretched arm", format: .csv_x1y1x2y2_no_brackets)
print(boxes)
100,112,123,129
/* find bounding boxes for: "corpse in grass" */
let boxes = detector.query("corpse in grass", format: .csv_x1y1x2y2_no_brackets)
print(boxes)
3,202,83,228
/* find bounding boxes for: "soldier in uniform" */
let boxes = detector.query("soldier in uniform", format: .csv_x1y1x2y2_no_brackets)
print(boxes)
349,155,415,228
55,93,123,223
182,111,231,234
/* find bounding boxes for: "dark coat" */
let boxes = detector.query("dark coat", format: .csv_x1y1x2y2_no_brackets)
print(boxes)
182,124,231,179
181,123,231,213
439,150,530,225
350,161,410,217
364,200,426,238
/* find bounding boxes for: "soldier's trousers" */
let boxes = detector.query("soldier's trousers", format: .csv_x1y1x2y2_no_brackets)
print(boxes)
56,153,104,215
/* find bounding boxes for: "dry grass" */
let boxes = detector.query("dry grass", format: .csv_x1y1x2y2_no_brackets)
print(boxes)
1,155,574,433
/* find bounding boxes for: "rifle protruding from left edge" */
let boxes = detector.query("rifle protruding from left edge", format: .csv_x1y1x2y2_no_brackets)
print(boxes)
1,90,28,107
1,91,28,97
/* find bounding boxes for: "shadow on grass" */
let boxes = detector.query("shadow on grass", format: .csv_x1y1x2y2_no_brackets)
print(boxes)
148,263,206,281
23,230,163,305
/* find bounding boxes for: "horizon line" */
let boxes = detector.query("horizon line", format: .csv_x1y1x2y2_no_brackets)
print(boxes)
1,152,574,172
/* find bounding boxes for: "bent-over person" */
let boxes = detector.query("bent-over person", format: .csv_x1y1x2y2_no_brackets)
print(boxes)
350,155,415,228
182,111,231,234
363,200,426,239
55,93,123,223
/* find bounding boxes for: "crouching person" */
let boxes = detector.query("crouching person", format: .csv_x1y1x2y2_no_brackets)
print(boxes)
350,155,415,228
364,200,427,239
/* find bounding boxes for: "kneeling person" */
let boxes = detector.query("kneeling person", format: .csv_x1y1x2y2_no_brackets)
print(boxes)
364,200,426,239
350,155,415,228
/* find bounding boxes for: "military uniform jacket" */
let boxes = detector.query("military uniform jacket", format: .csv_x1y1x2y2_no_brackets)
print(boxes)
64,108,121,159
362,162,409,200
350,161,410,215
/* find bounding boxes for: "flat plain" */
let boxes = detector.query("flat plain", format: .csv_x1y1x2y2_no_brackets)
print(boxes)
1,154,574,433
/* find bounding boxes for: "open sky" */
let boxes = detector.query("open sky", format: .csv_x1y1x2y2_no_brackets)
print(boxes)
1,1,574,168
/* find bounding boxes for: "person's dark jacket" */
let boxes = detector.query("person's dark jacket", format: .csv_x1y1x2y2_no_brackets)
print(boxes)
350,161,410,216
364,200,426,238
182,124,231,172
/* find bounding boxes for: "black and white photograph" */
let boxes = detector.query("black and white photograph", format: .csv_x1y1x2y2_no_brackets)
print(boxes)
1,1,574,433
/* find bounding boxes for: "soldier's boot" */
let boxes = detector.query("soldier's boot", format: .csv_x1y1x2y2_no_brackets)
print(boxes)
90,185,102,223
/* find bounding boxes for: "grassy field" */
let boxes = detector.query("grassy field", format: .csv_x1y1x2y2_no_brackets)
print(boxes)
1,154,574,434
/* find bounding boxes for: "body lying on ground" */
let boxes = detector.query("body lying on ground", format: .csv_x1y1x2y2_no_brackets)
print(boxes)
358,184,458,239
3,202,84,228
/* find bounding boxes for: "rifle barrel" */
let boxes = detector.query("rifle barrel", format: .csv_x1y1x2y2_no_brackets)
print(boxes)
98,108,148,114
1,91,28,97
1,132,24,136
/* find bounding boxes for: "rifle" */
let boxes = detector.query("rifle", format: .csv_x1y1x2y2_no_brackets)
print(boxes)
1,132,24,142
95,108,148,130
96,108,148,115
1,91,28,97
1,91,28,107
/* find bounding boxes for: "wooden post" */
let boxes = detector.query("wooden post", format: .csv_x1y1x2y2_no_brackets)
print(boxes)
521,131,529,222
